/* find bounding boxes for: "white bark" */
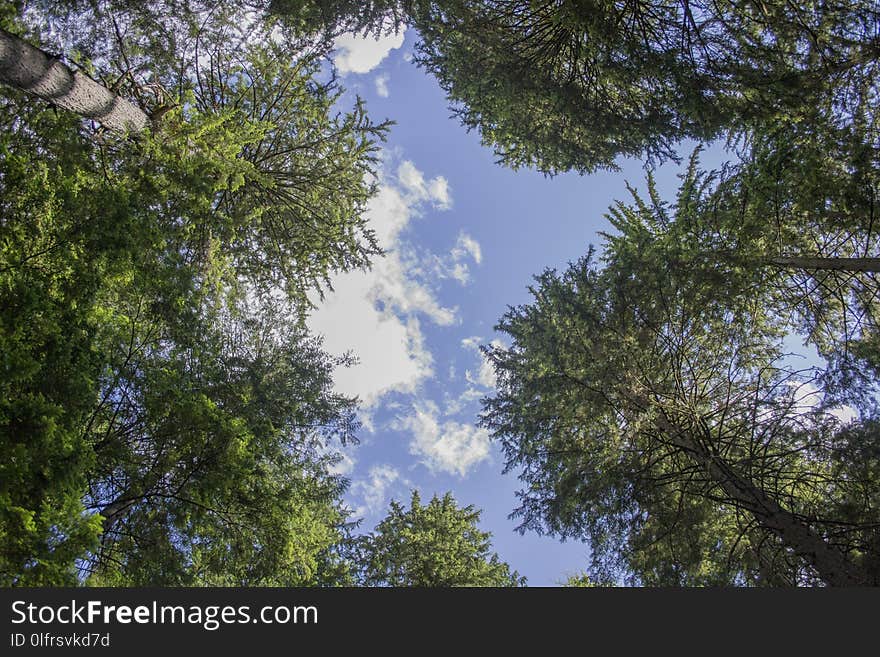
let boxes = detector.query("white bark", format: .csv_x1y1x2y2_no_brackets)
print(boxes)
0,28,148,133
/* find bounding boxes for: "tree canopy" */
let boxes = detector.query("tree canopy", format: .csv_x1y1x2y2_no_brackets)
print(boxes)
3,0,879,588
480,160,880,585
0,1,382,585
353,491,525,587
413,0,880,174
304,0,879,175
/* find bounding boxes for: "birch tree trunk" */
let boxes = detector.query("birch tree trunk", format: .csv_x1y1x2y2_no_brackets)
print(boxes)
0,28,148,133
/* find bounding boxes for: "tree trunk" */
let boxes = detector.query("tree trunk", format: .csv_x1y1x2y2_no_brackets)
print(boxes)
98,497,137,534
0,28,148,133
653,413,866,586
764,256,880,273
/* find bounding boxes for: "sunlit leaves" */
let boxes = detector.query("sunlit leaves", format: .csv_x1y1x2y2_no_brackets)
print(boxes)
354,491,525,587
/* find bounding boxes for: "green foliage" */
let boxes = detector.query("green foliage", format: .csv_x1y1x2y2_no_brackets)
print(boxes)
193,47,389,305
8,0,878,589
714,123,880,402
20,1,390,307
78,295,358,586
481,166,880,584
268,0,411,38
409,0,880,174
0,100,143,584
354,491,525,587
561,572,598,587
1,2,389,585
600,144,880,405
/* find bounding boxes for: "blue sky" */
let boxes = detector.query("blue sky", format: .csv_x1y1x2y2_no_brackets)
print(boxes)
308,28,730,586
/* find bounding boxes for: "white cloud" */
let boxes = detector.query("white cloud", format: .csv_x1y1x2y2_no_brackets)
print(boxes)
308,158,456,413
416,232,482,287
786,380,858,426
453,232,482,264
366,180,410,247
397,401,491,476
397,160,427,199
829,405,859,425
466,362,497,389
428,177,452,211
462,337,501,389
430,232,482,285
449,262,470,285
310,264,436,410
461,336,481,350
443,387,485,416
327,450,357,477
397,161,452,210
372,253,457,326
350,464,401,518
333,30,406,74
374,73,390,98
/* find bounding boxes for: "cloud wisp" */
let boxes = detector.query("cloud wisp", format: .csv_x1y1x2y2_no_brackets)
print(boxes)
462,336,502,390
333,30,406,74
350,464,403,518
310,154,495,490
374,73,390,98
308,157,456,415
396,401,492,477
